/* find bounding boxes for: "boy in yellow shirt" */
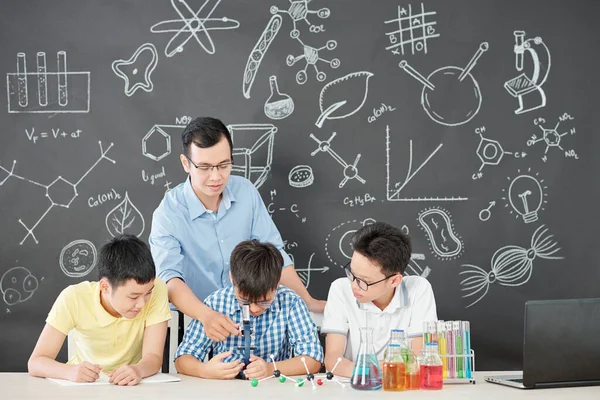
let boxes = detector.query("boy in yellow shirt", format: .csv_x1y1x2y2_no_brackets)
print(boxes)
28,234,171,385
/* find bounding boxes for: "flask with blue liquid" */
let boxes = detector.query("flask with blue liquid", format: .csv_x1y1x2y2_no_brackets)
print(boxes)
350,327,382,390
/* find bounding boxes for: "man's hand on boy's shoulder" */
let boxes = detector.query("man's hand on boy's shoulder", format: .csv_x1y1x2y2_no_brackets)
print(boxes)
200,308,240,342
204,350,245,379
67,361,102,383
243,355,273,380
108,365,142,386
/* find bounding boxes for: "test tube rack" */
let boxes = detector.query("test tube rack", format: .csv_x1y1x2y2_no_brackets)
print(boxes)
439,349,476,384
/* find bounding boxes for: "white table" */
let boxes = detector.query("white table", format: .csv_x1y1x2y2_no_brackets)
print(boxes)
2,372,598,399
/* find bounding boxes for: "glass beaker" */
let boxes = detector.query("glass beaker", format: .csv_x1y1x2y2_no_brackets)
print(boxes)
382,330,406,391
420,343,443,390
350,328,382,390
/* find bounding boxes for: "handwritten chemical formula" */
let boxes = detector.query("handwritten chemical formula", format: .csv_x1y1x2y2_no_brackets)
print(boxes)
268,189,306,223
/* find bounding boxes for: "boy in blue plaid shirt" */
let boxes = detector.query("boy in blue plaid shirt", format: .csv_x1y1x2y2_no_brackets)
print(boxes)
175,240,323,380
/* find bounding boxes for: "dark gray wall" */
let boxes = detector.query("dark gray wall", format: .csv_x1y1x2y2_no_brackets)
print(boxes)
1,0,599,372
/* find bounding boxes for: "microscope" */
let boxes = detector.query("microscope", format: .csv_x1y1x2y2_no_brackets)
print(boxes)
236,304,256,380
504,31,551,114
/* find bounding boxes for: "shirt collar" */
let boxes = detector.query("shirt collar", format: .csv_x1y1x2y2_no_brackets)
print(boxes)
184,177,237,220
221,183,236,210
359,280,410,314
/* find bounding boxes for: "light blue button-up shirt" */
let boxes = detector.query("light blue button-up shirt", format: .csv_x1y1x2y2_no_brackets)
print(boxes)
149,175,293,304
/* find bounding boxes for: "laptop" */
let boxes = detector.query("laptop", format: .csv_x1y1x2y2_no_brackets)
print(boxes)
485,298,600,389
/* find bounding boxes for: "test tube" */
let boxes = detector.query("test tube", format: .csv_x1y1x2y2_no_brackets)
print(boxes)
428,321,437,344
514,31,525,71
445,321,455,379
57,51,68,106
453,321,463,379
462,321,472,379
37,52,47,107
17,52,28,107
437,321,447,379
423,321,430,345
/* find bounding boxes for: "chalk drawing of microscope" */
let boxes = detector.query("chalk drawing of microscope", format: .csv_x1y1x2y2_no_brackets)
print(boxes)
504,31,551,115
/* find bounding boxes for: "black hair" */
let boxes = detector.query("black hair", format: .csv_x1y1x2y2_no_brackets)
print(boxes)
97,234,156,287
181,117,233,158
351,221,412,275
230,239,283,302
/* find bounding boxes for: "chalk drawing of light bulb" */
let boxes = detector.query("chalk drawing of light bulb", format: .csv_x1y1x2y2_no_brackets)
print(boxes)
502,168,547,224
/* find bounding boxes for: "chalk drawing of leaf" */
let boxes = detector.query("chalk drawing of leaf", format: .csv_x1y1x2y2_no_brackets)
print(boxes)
105,192,145,237
316,71,374,128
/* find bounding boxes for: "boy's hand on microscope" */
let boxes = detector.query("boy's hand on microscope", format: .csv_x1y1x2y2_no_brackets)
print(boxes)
243,355,273,380
205,350,245,379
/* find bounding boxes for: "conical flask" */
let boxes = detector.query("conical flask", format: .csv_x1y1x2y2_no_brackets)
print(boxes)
264,75,294,120
350,327,382,390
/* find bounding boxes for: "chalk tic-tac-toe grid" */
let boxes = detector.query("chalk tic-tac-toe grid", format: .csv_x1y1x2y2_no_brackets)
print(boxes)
385,3,440,55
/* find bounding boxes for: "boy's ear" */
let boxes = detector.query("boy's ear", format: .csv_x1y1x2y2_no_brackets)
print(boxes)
99,277,111,293
390,273,403,287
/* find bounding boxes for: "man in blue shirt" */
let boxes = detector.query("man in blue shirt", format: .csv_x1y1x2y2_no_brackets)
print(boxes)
175,240,322,379
150,117,325,342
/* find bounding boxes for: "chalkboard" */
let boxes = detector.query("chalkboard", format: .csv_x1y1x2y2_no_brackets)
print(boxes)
1,0,599,372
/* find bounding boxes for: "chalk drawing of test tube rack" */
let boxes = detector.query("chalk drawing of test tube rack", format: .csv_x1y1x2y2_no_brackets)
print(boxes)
7,51,90,113
228,124,277,190
399,42,488,127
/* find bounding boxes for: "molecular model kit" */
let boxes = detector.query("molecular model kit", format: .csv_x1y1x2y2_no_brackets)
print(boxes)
249,356,346,390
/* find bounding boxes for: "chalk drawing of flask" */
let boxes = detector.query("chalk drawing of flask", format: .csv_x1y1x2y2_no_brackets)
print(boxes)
264,75,294,120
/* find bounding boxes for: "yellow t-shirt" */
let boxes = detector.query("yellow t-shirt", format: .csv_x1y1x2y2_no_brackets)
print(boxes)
46,278,171,372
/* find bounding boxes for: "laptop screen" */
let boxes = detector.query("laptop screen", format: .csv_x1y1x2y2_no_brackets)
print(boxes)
523,298,600,387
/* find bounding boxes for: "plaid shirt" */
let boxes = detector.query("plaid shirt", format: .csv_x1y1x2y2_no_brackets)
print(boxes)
175,285,323,364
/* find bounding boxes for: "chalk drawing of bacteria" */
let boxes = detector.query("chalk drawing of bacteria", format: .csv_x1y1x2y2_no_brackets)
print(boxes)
417,207,464,260
1,266,39,306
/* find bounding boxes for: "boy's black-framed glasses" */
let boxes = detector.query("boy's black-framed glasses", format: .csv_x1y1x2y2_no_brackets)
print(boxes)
235,297,274,308
344,261,396,291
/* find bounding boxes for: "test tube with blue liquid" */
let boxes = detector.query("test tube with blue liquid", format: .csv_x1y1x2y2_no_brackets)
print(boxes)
462,321,472,379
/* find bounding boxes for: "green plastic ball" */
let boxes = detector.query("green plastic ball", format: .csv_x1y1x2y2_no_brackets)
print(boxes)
296,378,304,387
250,378,259,387
278,376,286,383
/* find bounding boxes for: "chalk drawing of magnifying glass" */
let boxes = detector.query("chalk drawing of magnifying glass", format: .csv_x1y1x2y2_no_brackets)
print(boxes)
400,42,489,127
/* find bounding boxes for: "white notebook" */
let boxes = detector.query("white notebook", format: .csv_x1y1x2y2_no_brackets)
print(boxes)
48,373,180,386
